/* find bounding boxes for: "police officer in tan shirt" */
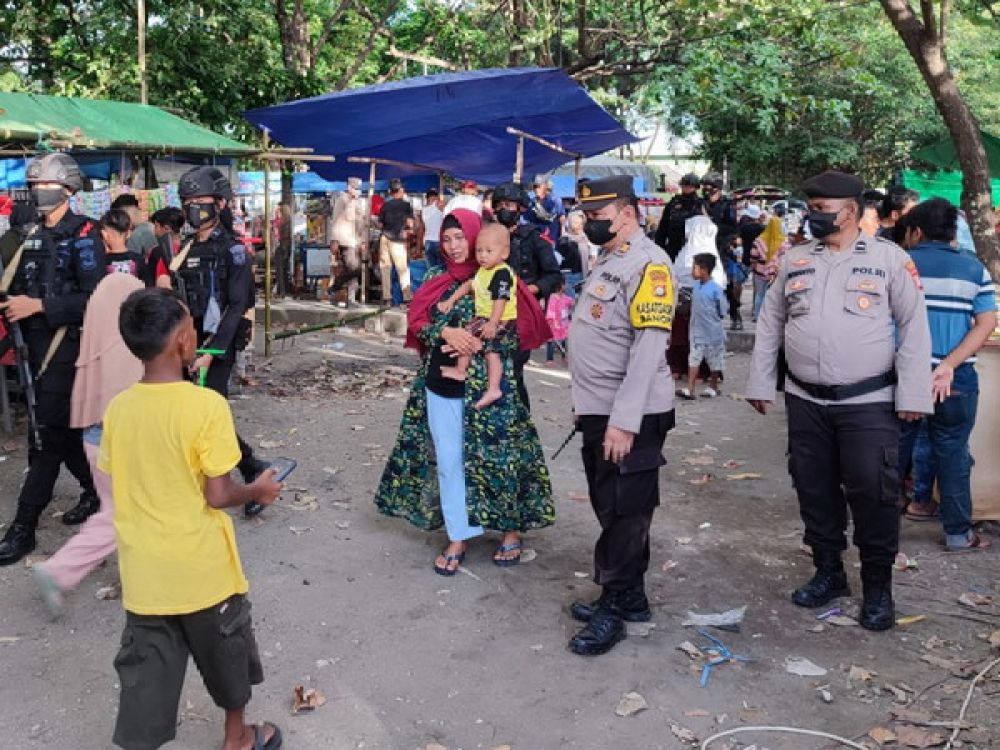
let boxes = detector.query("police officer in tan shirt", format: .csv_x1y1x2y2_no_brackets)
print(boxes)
746,170,933,631
567,176,676,655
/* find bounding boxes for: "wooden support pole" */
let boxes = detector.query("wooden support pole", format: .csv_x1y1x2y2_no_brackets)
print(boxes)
262,132,273,357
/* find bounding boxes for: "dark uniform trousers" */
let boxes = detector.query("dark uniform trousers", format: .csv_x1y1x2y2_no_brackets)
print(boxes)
204,357,258,480
580,412,672,591
14,360,94,527
785,394,901,569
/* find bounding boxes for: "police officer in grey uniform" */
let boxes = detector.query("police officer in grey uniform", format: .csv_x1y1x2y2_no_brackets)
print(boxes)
567,176,676,656
746,170,933,631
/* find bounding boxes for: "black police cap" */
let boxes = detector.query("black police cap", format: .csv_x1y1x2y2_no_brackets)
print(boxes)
801,170,864,199
576,175,635,210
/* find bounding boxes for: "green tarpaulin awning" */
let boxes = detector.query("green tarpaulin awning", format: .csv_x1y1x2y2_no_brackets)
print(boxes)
0,92,255,155
912,130,1000,178
900,169,1000,206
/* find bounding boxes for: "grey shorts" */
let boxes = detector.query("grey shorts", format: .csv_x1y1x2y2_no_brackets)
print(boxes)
689,342,726,372
112,594,263,750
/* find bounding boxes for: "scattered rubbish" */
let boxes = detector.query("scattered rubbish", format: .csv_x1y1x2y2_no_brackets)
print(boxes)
868,727,897,744
0,636,20,644
350,424,366,431
683,454,715,466
615,691,648,717
725,472,763,481
289,526,312,535
669,723,698,744
958,592,992,608
676,536,694,545
785,656,828,677
695,629,752,687
677,641,704,660
682,606,746,632
891,708,933,724
684,709,710,718
95,584,120,601
988,630,1000,649
519,548,538,563
289,494,319,511
896,615,927,627
627,622,656,638
291,685,326,714
895,552,919,571
816,607,842,621
848,665,876,684
259,440,284,450
817,687,834,703
826,615,859,627
573,571,589,578
567,491,589,502
807,624,826,633
885,683,909,703
661,560,678,572
322,466,341,475
721,460,745,469
698,522,712,530
315,659,334,669
689,473,713,485
422,744,448,750
528,644,543,652
334,521,351,530
893,725,945,748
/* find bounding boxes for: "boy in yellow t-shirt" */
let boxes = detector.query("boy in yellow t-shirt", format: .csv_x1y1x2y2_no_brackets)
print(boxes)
437,223,517,409
100,288,283,750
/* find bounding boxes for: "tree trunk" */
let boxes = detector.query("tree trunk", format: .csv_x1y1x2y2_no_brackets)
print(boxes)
277,169,294,297
879,0,1000,279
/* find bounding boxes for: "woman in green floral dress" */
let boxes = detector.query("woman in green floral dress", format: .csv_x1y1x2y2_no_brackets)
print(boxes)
375,209,554,575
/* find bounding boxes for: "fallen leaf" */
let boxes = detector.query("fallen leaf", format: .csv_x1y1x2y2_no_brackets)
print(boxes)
95,584,120,601
896,615,927,627
291,685,326,714
849,665,876,683
721,460,745,469
890,708,933,724
989,630,1000,649
893,724,945,748
670,723,698,743
785,656,827,677
958,592,992,608
827,615,859,627
683,454,715,466
289,494,319,511
725,472,763,481
615,691,648,717
868,727,896,744
920,653,960,671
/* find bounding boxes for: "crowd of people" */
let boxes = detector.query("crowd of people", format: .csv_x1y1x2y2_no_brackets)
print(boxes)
0,150,997,749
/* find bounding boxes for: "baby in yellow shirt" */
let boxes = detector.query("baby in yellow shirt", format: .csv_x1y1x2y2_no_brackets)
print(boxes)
437,223,518,409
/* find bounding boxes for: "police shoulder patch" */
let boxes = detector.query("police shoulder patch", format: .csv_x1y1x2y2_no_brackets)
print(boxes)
229,244,247,266
630,263,674,330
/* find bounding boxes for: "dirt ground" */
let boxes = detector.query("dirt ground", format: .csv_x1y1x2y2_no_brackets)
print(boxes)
1,325,998,750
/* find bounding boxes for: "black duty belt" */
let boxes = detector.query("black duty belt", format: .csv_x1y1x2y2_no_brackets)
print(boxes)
787,369,897,401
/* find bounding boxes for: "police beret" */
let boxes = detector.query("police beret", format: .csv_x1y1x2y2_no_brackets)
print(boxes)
576,175,635,210
801,170,864,199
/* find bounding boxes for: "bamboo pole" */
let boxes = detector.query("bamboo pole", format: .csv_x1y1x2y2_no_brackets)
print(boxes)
363,161,377,304
263,132,273,356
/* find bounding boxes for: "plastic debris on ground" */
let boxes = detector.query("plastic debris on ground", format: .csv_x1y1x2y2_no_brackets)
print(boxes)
785,656,828,677
694,630,753,687
682,605,747,632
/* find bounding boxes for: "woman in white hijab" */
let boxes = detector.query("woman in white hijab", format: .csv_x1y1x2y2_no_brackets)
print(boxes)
667,215,727,380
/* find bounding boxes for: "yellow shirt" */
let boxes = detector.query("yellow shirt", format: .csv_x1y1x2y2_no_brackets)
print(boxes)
99,382,247,615
473,263,517,321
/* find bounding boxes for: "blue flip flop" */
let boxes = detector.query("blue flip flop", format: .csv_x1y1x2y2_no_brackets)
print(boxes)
493,541,522,567
433,551,465,576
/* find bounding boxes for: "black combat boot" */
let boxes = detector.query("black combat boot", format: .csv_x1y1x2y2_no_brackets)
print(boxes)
860,567,895,632
791,548,850,608
569,593,627,656
62,490,100,525
240,458,269,518
571,585,652,623
0,523,37,566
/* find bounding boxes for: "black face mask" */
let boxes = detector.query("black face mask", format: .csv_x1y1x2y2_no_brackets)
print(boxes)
584,217,616,246
31,187,67,216
807,209,841,239
495,208,520,228
186,202,218,230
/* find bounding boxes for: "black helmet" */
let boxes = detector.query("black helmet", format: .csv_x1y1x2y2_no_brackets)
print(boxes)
492,181,530,209
26,153,86,193
701,171,724,189
178,166,233,201
680,172,701,187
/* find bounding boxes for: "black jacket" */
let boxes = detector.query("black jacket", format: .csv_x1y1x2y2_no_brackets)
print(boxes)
509,224,561,299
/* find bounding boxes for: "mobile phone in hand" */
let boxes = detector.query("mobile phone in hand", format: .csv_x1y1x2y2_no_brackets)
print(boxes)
267,457,297,482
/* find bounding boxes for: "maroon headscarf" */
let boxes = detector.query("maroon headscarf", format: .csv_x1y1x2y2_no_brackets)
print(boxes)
405,209,481,353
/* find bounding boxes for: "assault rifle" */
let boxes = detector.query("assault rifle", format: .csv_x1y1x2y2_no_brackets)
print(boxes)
0,228,43,451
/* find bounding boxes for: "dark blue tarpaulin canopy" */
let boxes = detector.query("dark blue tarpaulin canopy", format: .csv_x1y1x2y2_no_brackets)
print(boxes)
244,67,636,185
